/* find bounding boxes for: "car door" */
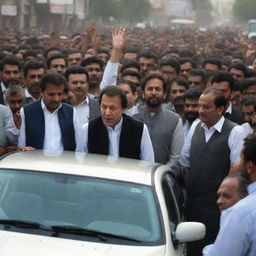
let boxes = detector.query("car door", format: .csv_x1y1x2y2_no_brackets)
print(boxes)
161,172,186,255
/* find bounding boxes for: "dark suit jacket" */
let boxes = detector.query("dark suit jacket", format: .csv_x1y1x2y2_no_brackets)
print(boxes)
0,85,5,105
224,107,244,125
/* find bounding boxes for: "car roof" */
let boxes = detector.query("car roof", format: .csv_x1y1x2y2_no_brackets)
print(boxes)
0,151,158,185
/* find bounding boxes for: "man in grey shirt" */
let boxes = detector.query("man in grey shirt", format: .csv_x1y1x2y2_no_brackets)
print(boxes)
133,73,184,169
0,104,17,155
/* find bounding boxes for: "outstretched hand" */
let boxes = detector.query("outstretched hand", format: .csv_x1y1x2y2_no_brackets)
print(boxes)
112,27,126,50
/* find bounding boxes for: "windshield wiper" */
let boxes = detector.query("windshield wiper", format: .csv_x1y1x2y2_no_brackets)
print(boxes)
0,219,51,231
51,225,141,243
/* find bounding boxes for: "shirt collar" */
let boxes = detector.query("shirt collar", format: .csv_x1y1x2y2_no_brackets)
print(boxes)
201,116,225,133
248,181,256,194
77,96,89,107
1,82,6,93
25,88,38,101
225,101,232,114
106,117,123,131
41,99,62,114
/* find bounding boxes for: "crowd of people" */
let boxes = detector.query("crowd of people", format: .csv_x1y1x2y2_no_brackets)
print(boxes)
0,25,256,255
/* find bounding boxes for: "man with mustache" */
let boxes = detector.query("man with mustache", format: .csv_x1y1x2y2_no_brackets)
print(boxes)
167,77,189,118
181,87,245,256
0,56,21,105
203,133,256,256
183,88,201,137
18,72,79,151
23,60,46,103
133,73,184,169
65,66,100,127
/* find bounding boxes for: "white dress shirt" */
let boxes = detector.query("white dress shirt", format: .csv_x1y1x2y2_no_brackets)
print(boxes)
74,96,89,128
76,117,155,163
180,116,245,168
100,61,119,90
1,82,6,103
241,122,254,137
25,88,37,102
125,105,139,117
18,101,80,151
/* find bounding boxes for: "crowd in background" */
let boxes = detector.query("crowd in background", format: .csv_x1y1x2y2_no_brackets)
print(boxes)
0,25,256,256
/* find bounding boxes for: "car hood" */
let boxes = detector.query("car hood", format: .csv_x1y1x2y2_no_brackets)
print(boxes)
0,231,166,256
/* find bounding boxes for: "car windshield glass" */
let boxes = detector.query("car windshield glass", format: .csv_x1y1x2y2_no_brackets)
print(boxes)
0,169,162,245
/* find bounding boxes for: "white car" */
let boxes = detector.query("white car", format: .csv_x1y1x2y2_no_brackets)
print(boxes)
0,151,205,255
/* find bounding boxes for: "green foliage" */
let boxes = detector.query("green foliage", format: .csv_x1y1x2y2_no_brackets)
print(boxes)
233,0,256,21
89,0,152,23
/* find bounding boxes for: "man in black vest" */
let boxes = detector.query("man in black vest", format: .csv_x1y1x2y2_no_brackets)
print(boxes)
180,87,245,256
76,86,154,162
18,72,79,151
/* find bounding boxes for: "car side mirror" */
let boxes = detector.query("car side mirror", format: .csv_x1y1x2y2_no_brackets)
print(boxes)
174,222,205,243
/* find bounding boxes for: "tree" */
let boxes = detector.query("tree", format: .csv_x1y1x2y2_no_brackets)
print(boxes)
233,0,256,22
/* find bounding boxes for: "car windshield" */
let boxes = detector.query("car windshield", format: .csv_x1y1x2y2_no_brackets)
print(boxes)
0,169,163,245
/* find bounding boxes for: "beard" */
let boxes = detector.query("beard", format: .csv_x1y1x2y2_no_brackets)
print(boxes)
184,111,199,123
145,97,162,108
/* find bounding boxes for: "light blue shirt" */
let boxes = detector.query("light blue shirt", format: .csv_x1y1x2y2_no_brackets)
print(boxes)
203,182,256,256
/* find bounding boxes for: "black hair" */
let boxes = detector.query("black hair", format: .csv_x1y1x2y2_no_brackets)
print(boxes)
183,88,202,100
40,72,67,92
121,60,140,73
141,73,167,92
80,56,104,71
23,50,37,61
64,65,89,81
243,133,256,165
67,49,83,56
241,96,256,107
138,51,157,62
179,57,196,68
46,54,67,69
203,58,222,71
211,71,235,90
160,58,180,74
229,63,247,76
99,85,128,109
117,79,137,94
23,60,46,77
189,69,206,81
121,70,141,82
170,77,190,90
45,46,63,59
232,81,243,92
0,56,21,71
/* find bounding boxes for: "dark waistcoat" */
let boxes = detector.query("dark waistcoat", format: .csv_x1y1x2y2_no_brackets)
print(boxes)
24,101,76,151
187,119,236,207
88,114,143,160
